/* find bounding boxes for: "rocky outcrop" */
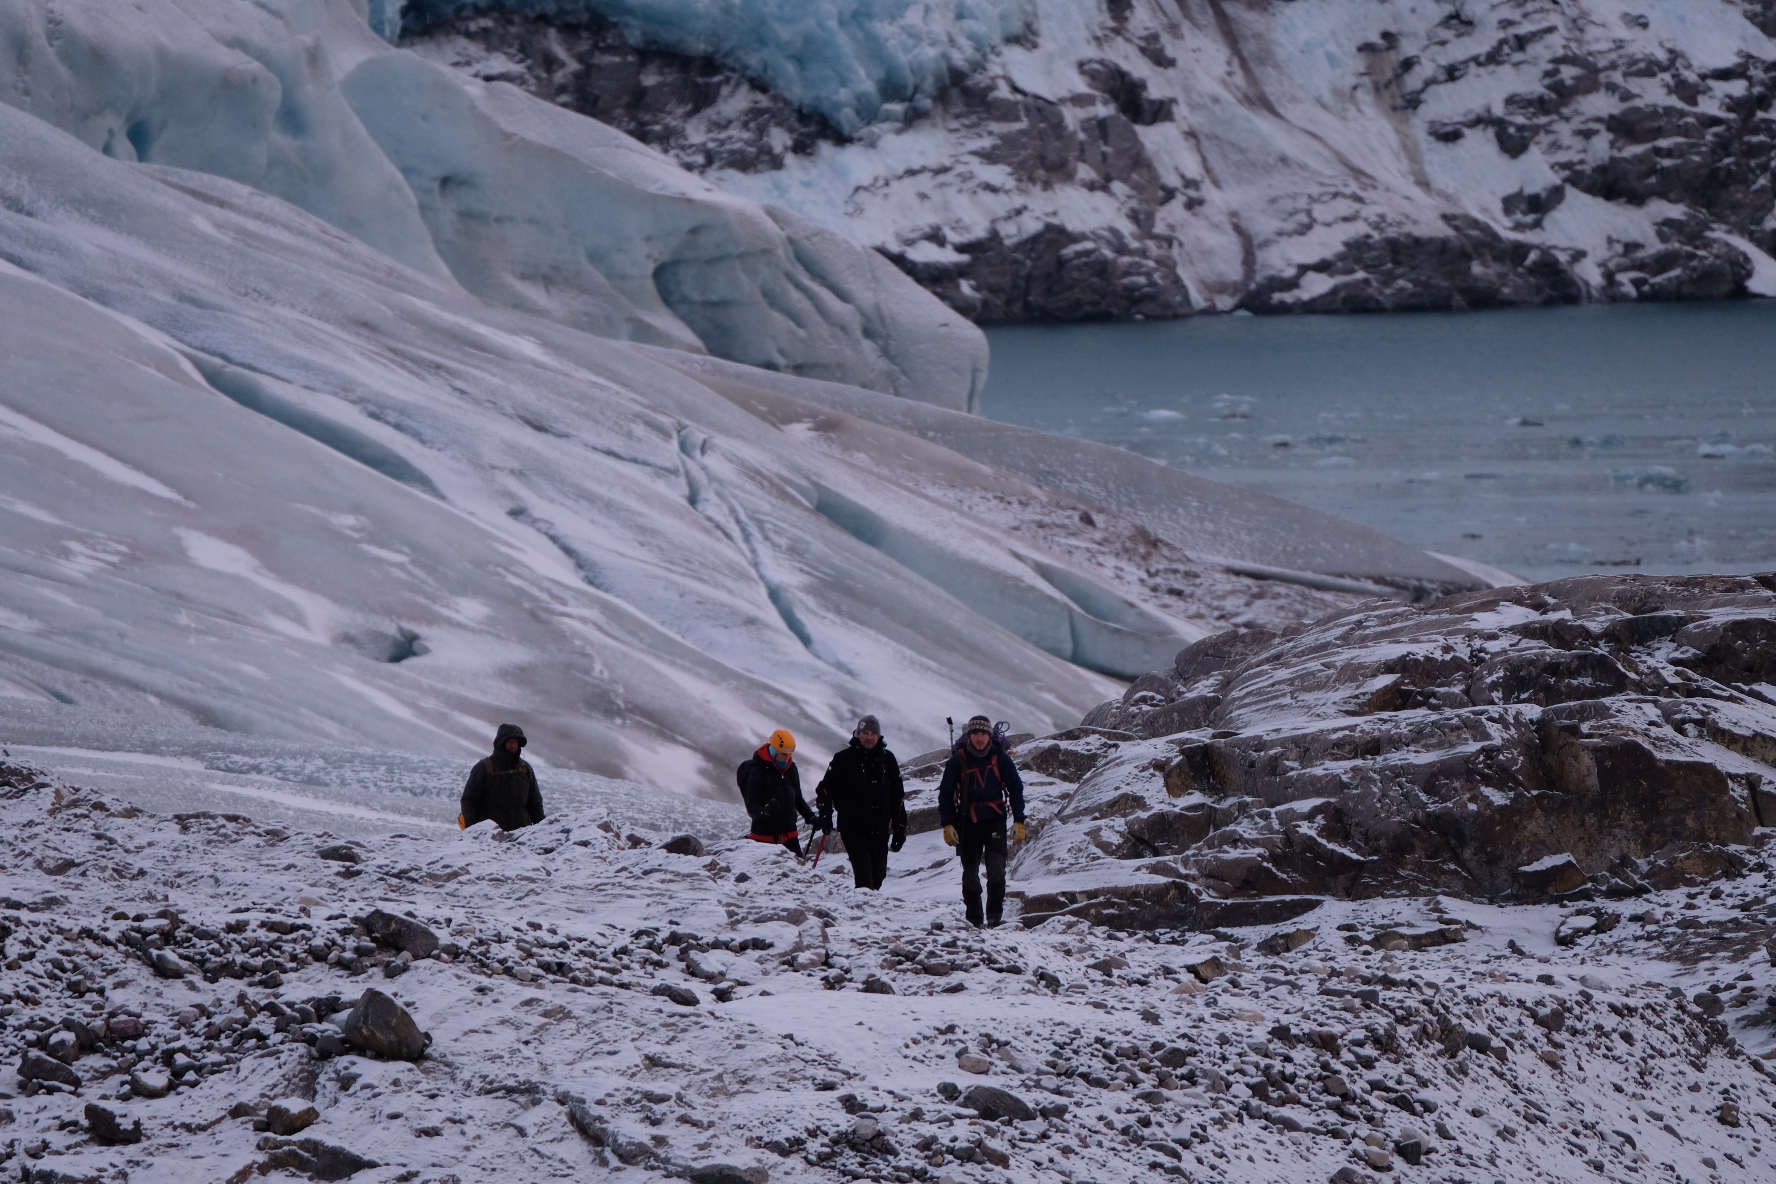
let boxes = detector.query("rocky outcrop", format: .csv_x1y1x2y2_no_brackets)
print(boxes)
407,2,1776,322
1019,574,1776,927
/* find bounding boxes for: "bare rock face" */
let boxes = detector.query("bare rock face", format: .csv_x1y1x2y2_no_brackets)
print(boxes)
1029,574,1776,927
405,4,1776,323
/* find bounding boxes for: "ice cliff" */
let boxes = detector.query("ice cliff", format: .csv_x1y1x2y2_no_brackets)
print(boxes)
0,0,1486,800
409,0,1776,321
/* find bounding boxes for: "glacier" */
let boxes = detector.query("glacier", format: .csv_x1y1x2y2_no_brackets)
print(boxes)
394,0,1039,132
0,0,1485,819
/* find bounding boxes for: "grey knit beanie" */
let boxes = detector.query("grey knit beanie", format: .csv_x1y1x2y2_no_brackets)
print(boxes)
856,714,881,734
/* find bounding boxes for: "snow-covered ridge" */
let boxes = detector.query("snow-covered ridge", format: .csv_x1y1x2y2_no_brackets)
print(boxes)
412,0,1776,321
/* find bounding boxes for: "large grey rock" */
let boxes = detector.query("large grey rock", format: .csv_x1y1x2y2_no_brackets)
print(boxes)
959,1085,1036,1122
362,910,438,959
18,1050,80,1089
128,1068,171,1098
266,1098,320,1136
336,989,429,1061
84,1102,143,1145
149,949,192,979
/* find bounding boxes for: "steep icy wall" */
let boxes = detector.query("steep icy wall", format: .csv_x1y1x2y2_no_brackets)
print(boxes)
0,0,986,405
408,0,1776,320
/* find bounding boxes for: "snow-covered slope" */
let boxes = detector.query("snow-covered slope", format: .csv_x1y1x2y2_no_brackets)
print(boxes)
407,0,1776,320
0,766,1772,1183
0,0,1493,804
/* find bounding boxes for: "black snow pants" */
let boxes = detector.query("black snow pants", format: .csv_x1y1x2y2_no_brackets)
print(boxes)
842,828,890,890
957,820,1008,926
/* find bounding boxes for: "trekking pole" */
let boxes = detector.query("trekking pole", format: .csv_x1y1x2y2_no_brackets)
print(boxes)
811,830,829,870
947,716,954,747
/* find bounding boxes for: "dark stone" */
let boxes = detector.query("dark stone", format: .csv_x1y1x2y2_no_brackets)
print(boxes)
959,1085,1036,1122
651,983,700,1007
861,977,895,995
661,834,706,856
362,909,438,959
149,949,191,979
1692,992,1725,1018
266,1100,320,1136
686,1167,770,1184
18,1050,80,1089
936,1082,961,1101
254,1136,380,1181
1039,1101,1069,1119
106,1015,145,1041
84,1103,143,1145
317,844,363,865
336,988,430,1060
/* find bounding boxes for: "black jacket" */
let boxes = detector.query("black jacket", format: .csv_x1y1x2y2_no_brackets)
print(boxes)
937,739,1025,828
461,745,544,832
815,738,906,835
739,746,815,836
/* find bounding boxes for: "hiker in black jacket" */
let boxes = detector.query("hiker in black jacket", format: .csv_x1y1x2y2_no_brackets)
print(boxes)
461,723,545,831
937,714,1027,927
815,714,906,890
739,728,819,856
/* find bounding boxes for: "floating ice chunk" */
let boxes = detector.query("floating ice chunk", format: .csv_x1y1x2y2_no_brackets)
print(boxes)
1609,465,1690,493
1697,440,1771,459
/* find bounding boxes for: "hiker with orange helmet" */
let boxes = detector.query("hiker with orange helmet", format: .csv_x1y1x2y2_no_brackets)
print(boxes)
738,728,821,855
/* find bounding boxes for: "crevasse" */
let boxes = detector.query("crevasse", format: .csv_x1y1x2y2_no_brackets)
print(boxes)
392,0,1036,132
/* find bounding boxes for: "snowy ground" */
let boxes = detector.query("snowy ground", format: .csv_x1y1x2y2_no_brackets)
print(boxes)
2,765,1772,1184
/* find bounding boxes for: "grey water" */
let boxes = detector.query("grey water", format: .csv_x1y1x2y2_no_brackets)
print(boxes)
980,302,1776,583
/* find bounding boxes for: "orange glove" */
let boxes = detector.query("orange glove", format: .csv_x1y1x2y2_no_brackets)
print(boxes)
943,825,959,847
1014,821,1028,842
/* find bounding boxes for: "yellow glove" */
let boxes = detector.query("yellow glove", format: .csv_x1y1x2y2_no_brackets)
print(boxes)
1014,821,1028,842
943,825,959,847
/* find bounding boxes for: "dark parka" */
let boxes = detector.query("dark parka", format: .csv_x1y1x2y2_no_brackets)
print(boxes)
461,723,545,832
739,746,816,837
815,737,907,836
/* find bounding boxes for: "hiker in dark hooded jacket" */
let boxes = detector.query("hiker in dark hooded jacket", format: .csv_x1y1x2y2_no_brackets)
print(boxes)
814,714,906,890
937,714,1026,927
461,723,545,831
739,728,819,856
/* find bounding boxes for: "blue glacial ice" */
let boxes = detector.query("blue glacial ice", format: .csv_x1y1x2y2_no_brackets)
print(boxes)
392,0,1037,131
0,0,984,407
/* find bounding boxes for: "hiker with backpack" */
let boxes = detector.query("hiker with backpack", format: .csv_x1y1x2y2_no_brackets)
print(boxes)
814,714,907,890
937,714,1027,928
460,723,545,831
739,728,821,856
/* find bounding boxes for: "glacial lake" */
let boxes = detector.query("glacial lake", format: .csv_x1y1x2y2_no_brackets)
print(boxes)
981,301,1776,583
